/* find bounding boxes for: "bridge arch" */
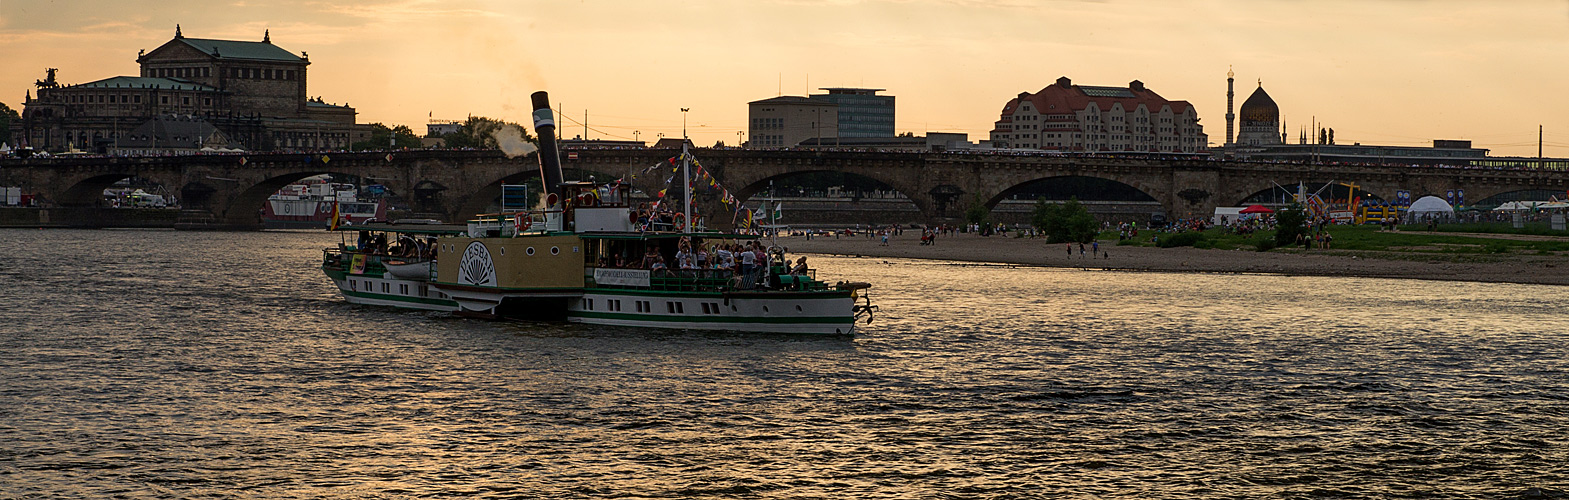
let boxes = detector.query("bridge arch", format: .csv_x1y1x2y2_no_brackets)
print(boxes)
731,169,932,217
57,172,185,208
982,174,1165,223
1233,182,1388,208
223,170,381,226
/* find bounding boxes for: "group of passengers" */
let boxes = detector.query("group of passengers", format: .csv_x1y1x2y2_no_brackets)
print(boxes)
353,231,437,261
599,238,809,289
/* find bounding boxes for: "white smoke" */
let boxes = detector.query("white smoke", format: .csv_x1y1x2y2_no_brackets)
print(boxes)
492,124,538,158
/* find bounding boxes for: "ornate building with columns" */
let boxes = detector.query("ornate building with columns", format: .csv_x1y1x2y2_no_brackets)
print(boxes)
11,26,366,153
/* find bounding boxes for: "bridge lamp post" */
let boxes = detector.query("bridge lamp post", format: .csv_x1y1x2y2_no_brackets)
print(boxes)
633,130,640,143
736,131,744,149
681,108,690,139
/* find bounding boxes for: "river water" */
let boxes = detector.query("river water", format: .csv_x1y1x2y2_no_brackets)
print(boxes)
1,229,1565,498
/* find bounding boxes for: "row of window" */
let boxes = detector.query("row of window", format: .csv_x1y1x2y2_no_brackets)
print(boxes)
148,66,299,81
580,298,741,315
61,93,208,107
346,278,445,299
751,117,785,129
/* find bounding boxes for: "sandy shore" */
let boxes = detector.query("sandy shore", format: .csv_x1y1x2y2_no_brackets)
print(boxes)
777,232,1569,286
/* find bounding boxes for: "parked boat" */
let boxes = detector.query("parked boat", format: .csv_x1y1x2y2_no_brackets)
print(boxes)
318,91,874,334
265,176,386,229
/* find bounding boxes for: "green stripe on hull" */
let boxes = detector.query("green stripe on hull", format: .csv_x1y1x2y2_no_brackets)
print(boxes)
340,288,458,307
568,310,854,325
584,288,852,299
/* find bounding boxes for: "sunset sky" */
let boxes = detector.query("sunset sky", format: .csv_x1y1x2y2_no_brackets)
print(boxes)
4,0,1568,157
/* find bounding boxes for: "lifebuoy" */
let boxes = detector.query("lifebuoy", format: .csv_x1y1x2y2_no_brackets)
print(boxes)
673,213,687,231
578,193,597,207
514,213,533,233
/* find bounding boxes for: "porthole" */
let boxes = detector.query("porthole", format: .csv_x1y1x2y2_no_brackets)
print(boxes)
500,247,506,255
795,305,802,312
763,306,770,313
526,247,536,256
550,246,560,255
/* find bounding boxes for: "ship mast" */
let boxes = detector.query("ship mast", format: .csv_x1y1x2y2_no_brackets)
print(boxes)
681,108,692,233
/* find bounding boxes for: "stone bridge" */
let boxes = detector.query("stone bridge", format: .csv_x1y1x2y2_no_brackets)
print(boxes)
570,149,1569,221
0,150,545,229
5,148,1569,229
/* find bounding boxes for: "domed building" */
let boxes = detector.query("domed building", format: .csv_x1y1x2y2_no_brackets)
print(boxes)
1236,84,1282,146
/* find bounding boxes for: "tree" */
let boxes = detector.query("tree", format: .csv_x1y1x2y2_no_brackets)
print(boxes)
351,123,422,150
1032,196,1098,243
441,116,532,149
0,101,19,146
1274,203,1307,247
964,195,993,226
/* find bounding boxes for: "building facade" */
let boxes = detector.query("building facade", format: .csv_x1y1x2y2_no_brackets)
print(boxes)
809,88,894,138
990,76,1207,154
746,96,838,149
11,26,364,153
1235,84,1283,146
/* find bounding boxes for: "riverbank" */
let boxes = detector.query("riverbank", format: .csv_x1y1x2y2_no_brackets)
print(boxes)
780,232,1569,286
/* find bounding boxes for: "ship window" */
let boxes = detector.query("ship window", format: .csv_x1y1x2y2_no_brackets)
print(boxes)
526,247,535,256
550,246,560,255
400,284,409,295
701,303,710,314
667,302,675,313
349,281,355,291
795,305,802,312
676,302,684,313
763,306,770,313
500,247,506,255
712,303,721,314
382,283,389,293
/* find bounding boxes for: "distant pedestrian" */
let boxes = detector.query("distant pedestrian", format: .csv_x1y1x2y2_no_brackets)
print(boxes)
1079,242,1085,256
1066,243,1072,258
1092,241,1099,255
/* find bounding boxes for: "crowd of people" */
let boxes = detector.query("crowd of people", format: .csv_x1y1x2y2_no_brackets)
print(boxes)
353,231,438,261
597,237,812,290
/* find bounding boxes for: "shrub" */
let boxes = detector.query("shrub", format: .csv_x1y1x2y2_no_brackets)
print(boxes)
1256,236,1277,252
1157,231,1205,248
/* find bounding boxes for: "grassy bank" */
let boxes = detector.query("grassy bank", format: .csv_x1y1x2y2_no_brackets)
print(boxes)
1102,224,1569,256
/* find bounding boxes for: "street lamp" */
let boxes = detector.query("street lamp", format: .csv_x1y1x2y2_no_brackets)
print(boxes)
681,108,690,139
736,131,744,149
633,130,640,143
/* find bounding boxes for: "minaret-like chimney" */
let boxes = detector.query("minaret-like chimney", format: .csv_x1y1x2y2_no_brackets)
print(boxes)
1225,67,1235,146
531,91,564,205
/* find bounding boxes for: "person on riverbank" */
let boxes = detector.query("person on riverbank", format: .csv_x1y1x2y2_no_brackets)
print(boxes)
1066,243,1073,258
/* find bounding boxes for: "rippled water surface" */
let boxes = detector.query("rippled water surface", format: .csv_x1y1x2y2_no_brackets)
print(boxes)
1,229,1566,498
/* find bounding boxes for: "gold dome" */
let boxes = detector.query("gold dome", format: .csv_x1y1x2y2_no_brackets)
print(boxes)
1239,86,1278,124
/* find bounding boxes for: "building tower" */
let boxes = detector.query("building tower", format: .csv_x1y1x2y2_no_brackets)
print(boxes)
1225,67,1235,146
1236,81,1283,146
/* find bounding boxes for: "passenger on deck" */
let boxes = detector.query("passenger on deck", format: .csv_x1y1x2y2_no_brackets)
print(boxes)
791,257,808,276
640,248,661,269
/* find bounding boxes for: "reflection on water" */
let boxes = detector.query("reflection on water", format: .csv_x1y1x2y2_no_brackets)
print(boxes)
1,229,1565,498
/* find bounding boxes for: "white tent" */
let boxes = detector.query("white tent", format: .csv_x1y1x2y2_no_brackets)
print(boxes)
1493,200,1569,211
1407,196,1455,221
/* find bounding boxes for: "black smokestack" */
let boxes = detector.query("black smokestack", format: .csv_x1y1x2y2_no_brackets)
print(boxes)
531,91,564,205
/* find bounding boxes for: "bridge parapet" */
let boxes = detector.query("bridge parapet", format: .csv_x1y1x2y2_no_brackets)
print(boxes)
7,149,1569,228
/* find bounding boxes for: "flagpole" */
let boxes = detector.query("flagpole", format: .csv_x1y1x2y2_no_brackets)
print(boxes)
681,107,692,233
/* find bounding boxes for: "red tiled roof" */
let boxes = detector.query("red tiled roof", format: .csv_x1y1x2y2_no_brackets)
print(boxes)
1006,80,1197,117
